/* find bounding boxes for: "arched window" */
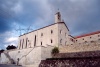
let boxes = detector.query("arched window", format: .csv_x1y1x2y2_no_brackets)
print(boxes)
51,39,53,43
60,30,62,34
41,42,42,46
19,40,21,49
41,33,43,37
34,35,36,47
51,30,53,34
65,33,67,37
60,39,62,44
22,39,24,49
26,38,28,48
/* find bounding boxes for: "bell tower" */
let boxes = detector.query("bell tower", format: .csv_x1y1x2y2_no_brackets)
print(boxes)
55,11,62,23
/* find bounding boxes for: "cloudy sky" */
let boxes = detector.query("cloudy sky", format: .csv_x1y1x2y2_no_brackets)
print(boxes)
0,0,100,49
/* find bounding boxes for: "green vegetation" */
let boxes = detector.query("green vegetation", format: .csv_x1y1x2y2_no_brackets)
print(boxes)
6,45,17,50
51,47,59,55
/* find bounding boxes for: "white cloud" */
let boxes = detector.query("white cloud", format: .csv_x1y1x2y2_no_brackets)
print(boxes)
4,44,8,48
11,2,23,14
6,37,18,43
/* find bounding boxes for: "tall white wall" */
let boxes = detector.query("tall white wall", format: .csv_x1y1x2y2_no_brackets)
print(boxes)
18,23,59,50
58,22,71,46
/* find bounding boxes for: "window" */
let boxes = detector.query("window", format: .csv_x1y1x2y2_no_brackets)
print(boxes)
60,30,62,34
76,40,77,41
90,37,91,39
51,30,53,34
98,35,100,37
51,39,53,43
18,51,20,53
83,38,84,40
34,35,36,46
28,40,29,42
26,38,28,48
65,33,67,37
41,42,42,46
22,39,24,49
60,39,62,43
91,41,94,43
85,41,88,44
19,40,21,49
41,33,43,36
65,41,67,45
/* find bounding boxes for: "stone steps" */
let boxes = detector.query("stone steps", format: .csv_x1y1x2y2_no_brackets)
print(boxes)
4,52,15,64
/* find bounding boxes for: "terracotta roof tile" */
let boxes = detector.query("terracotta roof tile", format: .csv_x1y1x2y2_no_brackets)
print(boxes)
75,31,100,38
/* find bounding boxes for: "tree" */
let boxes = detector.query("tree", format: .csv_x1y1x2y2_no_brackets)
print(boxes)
6,45,17,50
51,47,59,55
0,49,4,53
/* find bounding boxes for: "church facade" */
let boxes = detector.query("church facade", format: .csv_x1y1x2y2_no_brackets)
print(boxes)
18,12,74,50
0,12,100,67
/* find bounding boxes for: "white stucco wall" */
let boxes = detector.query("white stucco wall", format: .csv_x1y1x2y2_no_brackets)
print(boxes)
58,22,71,46
18,23,59,50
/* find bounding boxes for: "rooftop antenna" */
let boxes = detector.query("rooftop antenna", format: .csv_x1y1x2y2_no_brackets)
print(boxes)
26,25,33,33
58,8,59,12
16,26,26,36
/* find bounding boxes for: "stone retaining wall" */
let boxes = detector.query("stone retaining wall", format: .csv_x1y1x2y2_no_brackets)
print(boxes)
39,57,100,67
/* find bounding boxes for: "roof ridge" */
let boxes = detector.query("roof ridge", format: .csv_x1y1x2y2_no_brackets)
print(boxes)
75,31,100,38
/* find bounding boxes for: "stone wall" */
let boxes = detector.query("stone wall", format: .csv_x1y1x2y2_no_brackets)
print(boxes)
39,57,100,67
52,51,100,58
0,45,54,67
76,32,100,44
59,42,100,53
41,45,54,60
0,47,41,66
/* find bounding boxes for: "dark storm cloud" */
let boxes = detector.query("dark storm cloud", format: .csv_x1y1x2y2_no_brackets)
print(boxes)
48,0,100,36
0,0,18,33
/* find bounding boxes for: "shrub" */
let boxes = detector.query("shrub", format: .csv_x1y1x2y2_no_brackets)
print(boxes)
51,47,59,55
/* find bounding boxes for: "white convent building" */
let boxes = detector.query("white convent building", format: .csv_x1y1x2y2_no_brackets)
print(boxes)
18,11,73,49
0,12,100,67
